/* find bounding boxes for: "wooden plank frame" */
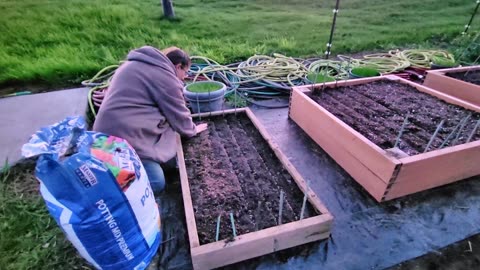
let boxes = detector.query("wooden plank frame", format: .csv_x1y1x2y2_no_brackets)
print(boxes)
424,65,480,107
176,107,333,270
289,75,480,202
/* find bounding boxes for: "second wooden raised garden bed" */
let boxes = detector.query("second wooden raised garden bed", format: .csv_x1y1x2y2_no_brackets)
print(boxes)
177,108,333,270
424,65,480,106
289,75,480,202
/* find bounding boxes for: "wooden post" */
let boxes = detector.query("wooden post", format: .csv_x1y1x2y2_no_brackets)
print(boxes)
161,0,175,19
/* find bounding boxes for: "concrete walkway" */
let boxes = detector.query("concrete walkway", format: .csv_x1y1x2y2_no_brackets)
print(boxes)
0,87,89,168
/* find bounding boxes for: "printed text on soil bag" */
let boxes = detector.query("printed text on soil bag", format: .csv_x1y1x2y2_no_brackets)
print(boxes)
141,186,153,207
96,199,134,260
75,165,98,188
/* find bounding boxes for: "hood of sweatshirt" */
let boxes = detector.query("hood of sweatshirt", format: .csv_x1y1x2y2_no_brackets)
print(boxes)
126,46,175,74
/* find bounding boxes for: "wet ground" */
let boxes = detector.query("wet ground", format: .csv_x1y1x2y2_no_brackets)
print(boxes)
389,233,480,270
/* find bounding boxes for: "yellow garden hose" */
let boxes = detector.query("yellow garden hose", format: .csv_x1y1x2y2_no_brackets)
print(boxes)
190,54,309,87
396,49,454,68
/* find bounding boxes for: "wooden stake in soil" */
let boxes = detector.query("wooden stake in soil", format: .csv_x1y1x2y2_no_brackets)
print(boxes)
229,213,237,237
424,119,445,153
278,190,285,225
215,214,221,242
394,113,410,149
467,119,480,143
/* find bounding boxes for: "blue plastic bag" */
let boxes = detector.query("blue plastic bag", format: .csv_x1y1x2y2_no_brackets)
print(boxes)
22,116,161,270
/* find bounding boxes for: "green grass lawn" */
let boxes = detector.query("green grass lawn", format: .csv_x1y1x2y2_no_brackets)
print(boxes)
0,0,478,88
0,161,89,270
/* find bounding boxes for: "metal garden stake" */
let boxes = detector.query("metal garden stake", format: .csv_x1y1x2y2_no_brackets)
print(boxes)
424,120,445,153
467,119,480,143
394,113,410,148
278,190,285,225
229,212,237,238
215,214,221,241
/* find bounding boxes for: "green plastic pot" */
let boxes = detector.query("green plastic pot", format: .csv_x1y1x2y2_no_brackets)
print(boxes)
349,67,381,78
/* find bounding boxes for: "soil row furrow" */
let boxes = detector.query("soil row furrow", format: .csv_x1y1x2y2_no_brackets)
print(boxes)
189,122,249,243
311,81,480,155
329,89,434,154
351,83,453,153
337,88,440,153
325,88,403,139
184,114,316,244
312,91,397,149
236,115,304,221
357,82,480,152
226,116,298,226
213,118,261,234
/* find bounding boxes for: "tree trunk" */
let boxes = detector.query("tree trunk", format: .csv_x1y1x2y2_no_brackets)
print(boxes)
162,0,175,19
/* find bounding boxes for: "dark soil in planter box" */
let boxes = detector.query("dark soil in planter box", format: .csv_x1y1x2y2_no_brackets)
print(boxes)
183,114,316,245
446,70,480,86
307,80,480,155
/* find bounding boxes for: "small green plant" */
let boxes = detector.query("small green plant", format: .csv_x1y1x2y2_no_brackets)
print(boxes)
350,67,380,78
225,92,247,108
186,82,224,93
431,55,457,67
306,72,335,83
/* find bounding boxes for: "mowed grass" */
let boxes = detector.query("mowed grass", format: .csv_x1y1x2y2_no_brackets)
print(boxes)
0,161,89,269
0,0,478,87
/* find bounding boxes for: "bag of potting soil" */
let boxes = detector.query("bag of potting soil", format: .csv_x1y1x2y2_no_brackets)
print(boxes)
22,116,161,270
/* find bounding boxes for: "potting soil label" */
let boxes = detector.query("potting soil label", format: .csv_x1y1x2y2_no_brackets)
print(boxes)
22,116,161,270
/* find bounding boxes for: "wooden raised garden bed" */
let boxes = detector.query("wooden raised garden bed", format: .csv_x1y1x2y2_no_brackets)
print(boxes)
424,65,480,107
289,75,480,202
176,108,333,270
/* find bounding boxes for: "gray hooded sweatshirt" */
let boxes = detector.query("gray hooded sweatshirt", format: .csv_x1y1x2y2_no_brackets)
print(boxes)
93,46,197,163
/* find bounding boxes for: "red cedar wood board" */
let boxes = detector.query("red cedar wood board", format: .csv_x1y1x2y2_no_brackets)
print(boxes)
289,75,480,202
176,107,333,270
424,65,480,107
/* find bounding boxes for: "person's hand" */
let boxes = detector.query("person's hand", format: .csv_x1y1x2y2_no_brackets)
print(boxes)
195,123,208,134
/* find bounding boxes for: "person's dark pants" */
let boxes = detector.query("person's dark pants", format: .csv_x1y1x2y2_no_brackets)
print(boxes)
141,158,177,193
